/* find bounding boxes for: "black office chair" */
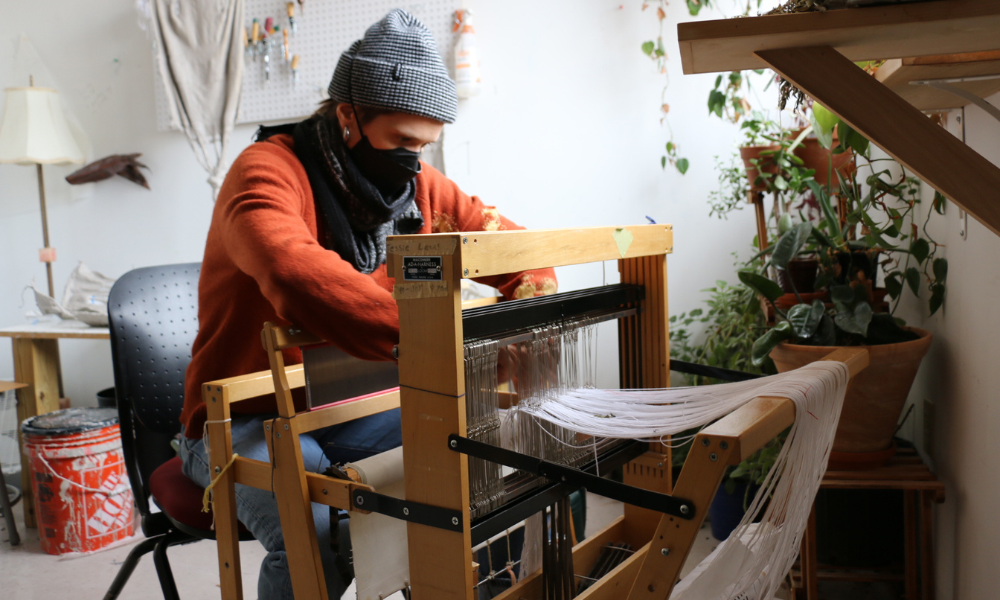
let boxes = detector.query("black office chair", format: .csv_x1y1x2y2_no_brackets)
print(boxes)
105,263,251,600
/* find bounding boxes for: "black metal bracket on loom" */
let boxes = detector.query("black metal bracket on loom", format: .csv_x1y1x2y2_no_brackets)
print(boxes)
351,489,465,533
448,434,695,520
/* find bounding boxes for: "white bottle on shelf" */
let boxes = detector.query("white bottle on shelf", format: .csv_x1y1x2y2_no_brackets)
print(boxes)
453,10,481,98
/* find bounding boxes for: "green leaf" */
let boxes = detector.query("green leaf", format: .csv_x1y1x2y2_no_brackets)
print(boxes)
738,270,785,302
778,213,793,235
933,258,948,283
837,121,870,155
788,300,826,339
933,191,947,215
752,321,794,366
641,41,655,56
867,314,920,345
812,103,839,135
929,283,946,316
666,141,675,153
834,302,872,337
910,238,930,264
661,155,667,170
708,90,726,117
831,284,855,306
689,308,703,317
676,157,690,175
807,180,843,244
772,222,813,270
906,267,922,297
885,272,903,300
715,74,723,89
808,314,837,346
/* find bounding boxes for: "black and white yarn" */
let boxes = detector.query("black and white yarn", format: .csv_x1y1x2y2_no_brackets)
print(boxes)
328,9,458,124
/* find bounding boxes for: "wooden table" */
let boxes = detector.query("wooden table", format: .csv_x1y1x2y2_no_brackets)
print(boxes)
0,322,110,528
797,447,946,600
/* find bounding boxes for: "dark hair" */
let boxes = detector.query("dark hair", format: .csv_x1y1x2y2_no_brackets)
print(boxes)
315,98,393,126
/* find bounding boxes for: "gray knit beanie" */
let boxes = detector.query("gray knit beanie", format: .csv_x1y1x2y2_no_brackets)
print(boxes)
328,9,458,124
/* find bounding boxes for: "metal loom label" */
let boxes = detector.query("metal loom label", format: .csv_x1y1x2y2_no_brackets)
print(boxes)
402,256,443,281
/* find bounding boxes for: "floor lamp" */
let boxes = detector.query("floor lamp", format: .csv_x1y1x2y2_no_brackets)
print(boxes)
0,80,84,298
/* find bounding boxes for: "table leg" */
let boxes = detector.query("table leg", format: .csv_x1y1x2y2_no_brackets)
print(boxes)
799,503,818,600
920,491,936,600
904,490,918,600
12,337,61,529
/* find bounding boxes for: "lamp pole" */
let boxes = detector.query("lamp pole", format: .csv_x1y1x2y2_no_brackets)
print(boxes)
36,162,55,298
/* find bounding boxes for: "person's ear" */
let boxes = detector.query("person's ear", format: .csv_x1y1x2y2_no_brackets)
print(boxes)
334,103,356,131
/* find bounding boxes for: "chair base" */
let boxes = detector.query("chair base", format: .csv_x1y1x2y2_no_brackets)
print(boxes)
103,530,202,600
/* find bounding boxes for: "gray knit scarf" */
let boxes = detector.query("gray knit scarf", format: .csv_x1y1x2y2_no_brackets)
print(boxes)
291,115,423,274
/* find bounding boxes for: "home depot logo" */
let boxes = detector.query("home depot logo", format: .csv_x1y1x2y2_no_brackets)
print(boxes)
85,471,132,538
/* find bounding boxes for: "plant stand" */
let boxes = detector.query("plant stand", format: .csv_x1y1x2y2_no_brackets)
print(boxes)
792,446,945,600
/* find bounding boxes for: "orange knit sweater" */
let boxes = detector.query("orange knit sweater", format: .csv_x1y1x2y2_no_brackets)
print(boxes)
181,134,556,438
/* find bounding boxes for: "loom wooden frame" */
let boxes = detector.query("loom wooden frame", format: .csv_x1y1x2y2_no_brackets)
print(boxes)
204,225,868,600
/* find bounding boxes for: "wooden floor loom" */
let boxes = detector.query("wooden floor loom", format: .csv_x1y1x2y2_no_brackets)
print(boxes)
203,225,869,600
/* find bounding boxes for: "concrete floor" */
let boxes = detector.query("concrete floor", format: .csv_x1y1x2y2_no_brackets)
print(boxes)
1,492,722,600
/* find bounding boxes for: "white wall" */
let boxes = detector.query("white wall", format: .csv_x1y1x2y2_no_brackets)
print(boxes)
895,95,1000,600
1,0,758,403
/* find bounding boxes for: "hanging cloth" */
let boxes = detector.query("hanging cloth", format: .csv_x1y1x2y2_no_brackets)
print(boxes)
147,0,244,196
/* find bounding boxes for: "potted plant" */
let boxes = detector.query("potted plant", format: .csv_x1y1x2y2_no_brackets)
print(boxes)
739,114,946,468
738,115,783,192
791,103,856,190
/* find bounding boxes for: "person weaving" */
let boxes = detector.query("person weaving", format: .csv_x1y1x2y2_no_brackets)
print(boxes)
177,9,557,599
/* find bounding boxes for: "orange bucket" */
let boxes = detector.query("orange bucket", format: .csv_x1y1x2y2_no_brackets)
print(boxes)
21,407,134,555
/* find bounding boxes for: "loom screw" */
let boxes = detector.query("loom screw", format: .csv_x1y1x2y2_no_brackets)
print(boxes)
720,441,729,450
464,268,470,276
680,505,690,515
450,439,458,449
355,495,364,506
452,517,460,525
463,237,468,244
660,547,670,557
701,438,710,447
403,507,409,516
710,453,718,462
392,346,399,359
284,424,289,430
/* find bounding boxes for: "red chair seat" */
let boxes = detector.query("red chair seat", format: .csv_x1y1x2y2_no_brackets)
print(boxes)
149,456,248,535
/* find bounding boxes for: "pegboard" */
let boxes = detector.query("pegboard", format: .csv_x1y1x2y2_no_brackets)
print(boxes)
154,0,459,131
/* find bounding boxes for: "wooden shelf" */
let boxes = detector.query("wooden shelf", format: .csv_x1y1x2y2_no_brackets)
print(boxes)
875,51,1000,110
678,0,1000,75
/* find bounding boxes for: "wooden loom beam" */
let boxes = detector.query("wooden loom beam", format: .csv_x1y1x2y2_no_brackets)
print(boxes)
677,0,1000,75
756,44,1000,238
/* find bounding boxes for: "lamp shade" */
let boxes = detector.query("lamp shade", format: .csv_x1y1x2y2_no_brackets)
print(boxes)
0,87,84,165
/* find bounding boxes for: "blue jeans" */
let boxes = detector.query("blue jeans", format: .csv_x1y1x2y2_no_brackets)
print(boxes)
179,409,402,600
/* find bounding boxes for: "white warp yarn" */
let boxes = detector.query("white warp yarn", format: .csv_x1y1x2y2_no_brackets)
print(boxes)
346,447,409,600
520,361,850,600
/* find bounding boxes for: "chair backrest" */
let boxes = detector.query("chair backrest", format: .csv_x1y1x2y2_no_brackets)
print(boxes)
107,263,200,520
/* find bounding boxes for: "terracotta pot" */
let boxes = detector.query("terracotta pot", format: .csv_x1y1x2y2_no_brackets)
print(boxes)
774,290,827,311
794,134,856,189
776,258,819,293
769,328,932,465
740,145,781,192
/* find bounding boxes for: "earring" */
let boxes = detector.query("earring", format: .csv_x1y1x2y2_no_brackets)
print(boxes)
343,126,351,142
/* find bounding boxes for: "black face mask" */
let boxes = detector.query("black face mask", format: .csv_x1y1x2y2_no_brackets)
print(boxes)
349,135,421,198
